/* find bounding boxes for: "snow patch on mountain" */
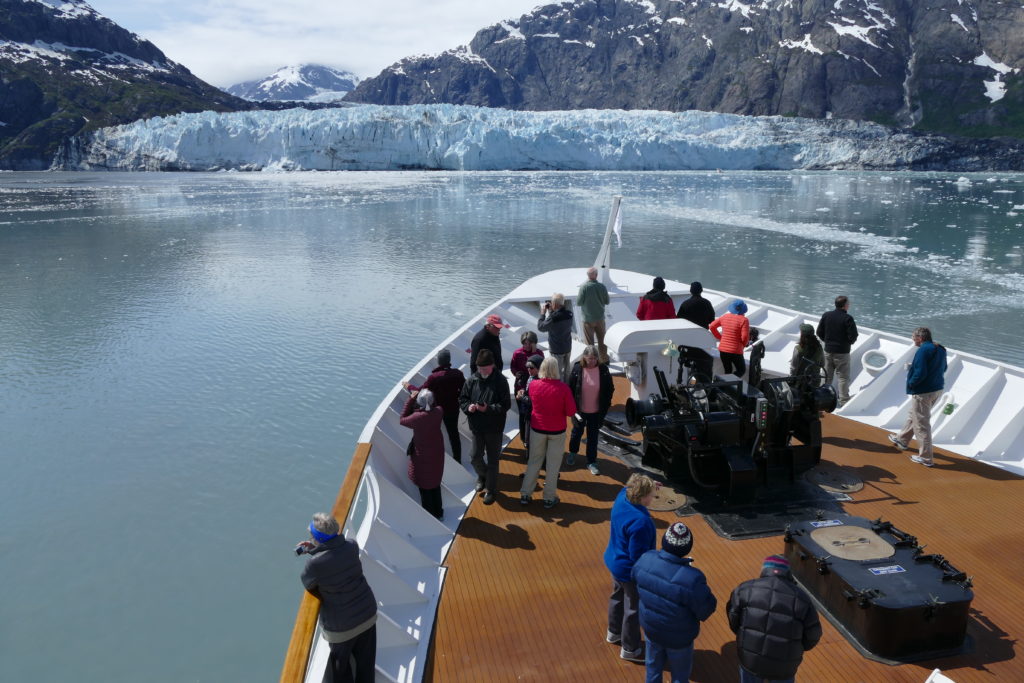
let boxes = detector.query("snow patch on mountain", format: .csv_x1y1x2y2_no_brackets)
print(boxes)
28,0,95,20
226,64,359,102
60,104,964,173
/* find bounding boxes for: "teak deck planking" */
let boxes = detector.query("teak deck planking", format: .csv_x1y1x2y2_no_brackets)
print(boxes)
426,385,1023,682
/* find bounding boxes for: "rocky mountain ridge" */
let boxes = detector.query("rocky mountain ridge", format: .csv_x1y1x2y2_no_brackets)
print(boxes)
0,0,246,169
347,0,1024,138
226,64,359,102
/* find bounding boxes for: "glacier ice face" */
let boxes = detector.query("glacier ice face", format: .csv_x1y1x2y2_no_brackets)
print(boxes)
59,103,960,172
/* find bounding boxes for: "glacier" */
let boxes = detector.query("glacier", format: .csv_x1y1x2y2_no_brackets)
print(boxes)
55,104,998,172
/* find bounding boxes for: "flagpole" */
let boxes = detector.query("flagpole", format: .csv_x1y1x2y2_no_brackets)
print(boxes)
593,195,622,285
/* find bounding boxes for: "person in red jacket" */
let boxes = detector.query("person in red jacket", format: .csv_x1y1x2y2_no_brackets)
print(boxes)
399,388,446,520
710,299,750,378
636,276,676,320
520,357,577,509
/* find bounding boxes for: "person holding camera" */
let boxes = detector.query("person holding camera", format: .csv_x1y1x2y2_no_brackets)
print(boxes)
459,348,511,505
400,388,446,520
538,292,573,382
297,513,377,683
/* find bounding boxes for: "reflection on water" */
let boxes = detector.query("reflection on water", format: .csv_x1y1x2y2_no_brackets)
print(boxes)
0,170,1022,681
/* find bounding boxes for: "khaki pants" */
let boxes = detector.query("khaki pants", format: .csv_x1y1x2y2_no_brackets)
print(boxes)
897,389,942,463
824,352,851,405
521,430,565,501
583,319,608,363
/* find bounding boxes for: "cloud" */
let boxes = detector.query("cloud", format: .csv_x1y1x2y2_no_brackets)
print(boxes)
88,0,542,87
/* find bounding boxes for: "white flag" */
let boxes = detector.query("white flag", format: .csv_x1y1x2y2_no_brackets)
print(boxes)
613,206,622,248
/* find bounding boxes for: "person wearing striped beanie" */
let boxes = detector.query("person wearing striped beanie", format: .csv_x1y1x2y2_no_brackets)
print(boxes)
727,554,822,683
632,523,717,682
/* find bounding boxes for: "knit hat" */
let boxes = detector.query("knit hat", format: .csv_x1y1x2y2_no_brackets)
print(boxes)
763,554,790,575
437,349,452,367
526,354,543,369
653,276,666,291
799,323,814,335
690,281,703,295
662,522,693,557
729,299,748,315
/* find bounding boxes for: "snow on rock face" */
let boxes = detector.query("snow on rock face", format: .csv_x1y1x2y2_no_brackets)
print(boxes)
60,104,960,172
226,64,360,102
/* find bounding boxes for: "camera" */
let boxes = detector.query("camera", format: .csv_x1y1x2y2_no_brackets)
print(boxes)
294,542,312,556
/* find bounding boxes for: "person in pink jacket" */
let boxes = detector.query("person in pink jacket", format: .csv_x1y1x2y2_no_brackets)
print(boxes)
636,276,676,321
710,299,750,378
520,357,577,509
400,388,446,520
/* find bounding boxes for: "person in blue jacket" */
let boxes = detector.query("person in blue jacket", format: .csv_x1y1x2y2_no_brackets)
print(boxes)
604,472,658,663
888,326,948,467
633,522,717,683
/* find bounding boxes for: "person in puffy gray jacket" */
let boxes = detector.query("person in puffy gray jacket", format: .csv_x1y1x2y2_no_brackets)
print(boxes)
299,513,377,683
727,555,821,683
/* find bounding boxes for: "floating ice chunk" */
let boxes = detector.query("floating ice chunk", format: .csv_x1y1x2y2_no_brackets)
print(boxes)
956,177,972,186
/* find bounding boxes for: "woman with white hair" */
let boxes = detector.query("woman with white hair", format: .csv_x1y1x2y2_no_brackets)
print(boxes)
400,387,446,519
520,356,576,509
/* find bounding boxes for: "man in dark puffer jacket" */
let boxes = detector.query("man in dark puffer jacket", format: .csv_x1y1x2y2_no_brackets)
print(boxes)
727,555,821,683
299,513,378,683
633,522,717,682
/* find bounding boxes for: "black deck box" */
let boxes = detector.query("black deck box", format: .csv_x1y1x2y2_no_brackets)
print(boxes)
784,515,973,660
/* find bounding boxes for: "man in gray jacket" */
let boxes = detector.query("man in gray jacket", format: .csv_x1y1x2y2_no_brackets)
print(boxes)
299,513,377,683
538,292,574,382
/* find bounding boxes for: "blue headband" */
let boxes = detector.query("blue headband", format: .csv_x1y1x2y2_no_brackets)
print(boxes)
310,521,338,544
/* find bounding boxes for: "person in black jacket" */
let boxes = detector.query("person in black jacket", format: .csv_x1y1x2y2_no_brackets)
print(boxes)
470,314,509,374
727,555,821,683
567,345,613,475
676,281,716,329
815,295,858,407
298,513,378,683
459,348,511,505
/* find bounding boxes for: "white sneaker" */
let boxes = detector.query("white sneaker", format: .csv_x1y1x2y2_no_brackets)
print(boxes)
887,434,909,451
588,463,600,476
620,647,645,663
605,630,621,644
910,455,934,468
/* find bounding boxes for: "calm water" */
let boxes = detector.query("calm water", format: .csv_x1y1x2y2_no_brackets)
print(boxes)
1,170,1022,681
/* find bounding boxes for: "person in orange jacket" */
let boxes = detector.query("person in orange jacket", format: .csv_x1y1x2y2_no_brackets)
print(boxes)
710,299,750,378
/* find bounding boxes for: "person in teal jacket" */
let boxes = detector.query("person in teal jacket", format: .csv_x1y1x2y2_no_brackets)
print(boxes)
888,327,947,466
604,473,658,663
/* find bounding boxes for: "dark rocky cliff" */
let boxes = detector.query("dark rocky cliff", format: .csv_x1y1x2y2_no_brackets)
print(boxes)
347,0,1024,138
0,0,246,169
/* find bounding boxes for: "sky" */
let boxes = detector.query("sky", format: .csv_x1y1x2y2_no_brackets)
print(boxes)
86,0,545,88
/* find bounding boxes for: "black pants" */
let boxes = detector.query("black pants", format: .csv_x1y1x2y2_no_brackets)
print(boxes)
442,410,462,463
325,624,376,683
517,398,532,450
470,429,502,494
720,352,746,379
419,486,443,519
569,411,603,464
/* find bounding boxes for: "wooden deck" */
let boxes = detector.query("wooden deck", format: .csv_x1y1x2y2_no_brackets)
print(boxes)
426,402,1023,681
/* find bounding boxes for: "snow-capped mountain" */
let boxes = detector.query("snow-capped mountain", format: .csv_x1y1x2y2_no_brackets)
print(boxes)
227,64,359,102
0,0,246,169
55,104,1024,172
347,0,1024,139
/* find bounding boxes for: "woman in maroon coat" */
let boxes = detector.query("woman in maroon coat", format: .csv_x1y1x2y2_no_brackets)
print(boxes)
400,388,446,520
